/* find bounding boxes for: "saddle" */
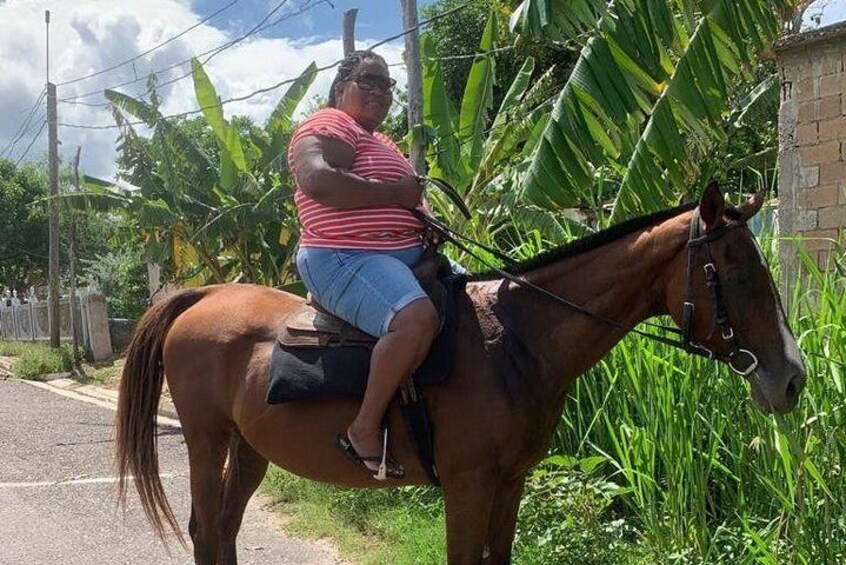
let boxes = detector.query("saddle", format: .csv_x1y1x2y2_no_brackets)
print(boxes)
278,251,453,349
266,251,465,485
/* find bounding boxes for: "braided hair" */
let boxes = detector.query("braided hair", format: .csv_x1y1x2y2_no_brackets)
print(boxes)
327,50,387,108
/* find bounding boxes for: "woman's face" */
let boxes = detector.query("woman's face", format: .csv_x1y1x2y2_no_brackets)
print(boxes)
335,58,394,132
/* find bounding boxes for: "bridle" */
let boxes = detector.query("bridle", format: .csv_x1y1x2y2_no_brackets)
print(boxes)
681,208,759,376
415,181,760,377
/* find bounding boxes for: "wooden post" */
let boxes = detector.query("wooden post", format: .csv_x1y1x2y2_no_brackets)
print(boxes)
46,10,60,348
69,146,81,362
47,81,60,348
400,0,427,175
343,9,358,56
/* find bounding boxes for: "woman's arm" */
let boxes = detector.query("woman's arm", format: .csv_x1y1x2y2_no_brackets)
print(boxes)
291,135,423,209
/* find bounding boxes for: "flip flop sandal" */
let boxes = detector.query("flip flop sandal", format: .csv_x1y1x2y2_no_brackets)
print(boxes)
336,431,405,480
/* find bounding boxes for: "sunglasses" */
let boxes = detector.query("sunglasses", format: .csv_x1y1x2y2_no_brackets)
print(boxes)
352,73,396,94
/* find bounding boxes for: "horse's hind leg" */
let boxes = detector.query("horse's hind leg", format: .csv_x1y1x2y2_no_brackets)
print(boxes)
217,432,269,565
184,425,229,565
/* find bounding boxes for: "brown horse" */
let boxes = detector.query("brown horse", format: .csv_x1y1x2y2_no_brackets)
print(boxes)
115,185,804,564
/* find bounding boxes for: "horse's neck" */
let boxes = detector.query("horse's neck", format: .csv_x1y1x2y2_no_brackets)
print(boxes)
487,211,692,406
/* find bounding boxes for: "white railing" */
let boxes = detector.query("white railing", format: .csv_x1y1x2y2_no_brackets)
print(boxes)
0,288,83,343
0,285,113,360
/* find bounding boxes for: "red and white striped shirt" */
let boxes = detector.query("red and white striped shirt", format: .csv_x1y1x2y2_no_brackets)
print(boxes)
288,108,425,250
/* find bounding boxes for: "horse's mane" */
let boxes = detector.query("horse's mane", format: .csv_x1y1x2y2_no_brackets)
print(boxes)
469,202,697,281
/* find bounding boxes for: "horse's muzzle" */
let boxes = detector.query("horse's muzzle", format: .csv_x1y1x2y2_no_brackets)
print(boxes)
752,367,806,414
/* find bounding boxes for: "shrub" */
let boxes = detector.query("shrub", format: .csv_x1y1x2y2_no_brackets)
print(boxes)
1,341,80,379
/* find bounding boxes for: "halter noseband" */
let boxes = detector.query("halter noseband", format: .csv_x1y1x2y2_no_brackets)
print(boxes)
680,208,759,376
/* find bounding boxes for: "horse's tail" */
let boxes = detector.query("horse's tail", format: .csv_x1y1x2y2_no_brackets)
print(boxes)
115,287,209,546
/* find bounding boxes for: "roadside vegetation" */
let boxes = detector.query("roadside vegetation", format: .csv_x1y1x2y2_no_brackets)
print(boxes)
0,341,80,380
0,340,122,385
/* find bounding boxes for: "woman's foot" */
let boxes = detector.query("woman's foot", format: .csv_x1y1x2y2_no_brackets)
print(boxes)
339,425,404,479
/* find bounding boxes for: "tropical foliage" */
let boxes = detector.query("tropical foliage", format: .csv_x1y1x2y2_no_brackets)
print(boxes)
0,159,50,288
420,9,591,267
421,0,577,114
512,0,796,222
78,61,318,287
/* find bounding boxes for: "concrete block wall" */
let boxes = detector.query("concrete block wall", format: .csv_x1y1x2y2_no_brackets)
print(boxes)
776,22,846,285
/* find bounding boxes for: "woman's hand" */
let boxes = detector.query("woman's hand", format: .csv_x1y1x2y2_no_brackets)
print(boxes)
391,175,425,209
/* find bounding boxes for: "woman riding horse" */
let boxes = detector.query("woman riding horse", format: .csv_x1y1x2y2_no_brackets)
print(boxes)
289,50,437,479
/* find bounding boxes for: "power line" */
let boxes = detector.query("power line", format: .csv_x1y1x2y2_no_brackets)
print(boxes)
150,0,299,91
58,0,479,130
59,0,325,105
388,45,513,67
2,89,46,158
56,0,241,87
369,0,475,52
14,120,47,167
4,110,47,161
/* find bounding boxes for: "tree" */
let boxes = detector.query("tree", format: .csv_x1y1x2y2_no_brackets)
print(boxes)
0,160,49,289
422,0,578,118
419,10,589,270
512,0,795,222
76,60,318,288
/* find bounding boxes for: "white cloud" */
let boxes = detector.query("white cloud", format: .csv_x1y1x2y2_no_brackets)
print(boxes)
0,0,406,178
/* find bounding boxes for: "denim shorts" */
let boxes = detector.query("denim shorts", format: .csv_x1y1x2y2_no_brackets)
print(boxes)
296,246,427,338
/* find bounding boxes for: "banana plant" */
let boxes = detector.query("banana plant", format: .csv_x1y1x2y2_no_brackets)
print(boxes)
512,0,794,223
74,59,317,286
421,9,564,249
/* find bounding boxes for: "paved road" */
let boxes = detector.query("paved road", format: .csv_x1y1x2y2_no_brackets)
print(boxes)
0,377,343,565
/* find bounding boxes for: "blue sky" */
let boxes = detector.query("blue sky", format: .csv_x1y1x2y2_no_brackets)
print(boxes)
190,0,436,42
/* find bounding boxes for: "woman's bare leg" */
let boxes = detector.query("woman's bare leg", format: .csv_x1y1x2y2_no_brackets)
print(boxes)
347,297,439,468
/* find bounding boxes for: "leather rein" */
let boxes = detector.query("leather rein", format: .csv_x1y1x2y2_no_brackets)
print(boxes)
414,181,759,377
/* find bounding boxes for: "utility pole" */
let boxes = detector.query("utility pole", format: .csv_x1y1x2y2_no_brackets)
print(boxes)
400,0,427,175
69,146,81,362
46,10,61,349
343,9,358,56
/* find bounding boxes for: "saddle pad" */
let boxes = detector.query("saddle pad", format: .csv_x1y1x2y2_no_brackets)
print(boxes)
266,274,465,404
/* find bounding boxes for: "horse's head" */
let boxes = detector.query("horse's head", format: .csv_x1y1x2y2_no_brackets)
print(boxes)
666,182,805,413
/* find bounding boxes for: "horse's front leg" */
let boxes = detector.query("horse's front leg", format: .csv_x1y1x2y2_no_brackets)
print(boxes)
442,468,497,564
486,475,526,564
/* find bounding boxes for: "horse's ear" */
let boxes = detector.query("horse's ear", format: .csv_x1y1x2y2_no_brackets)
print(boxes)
699,180,726,231
735,189,767,220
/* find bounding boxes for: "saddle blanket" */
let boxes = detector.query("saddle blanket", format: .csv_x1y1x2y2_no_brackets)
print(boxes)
266,274,465,404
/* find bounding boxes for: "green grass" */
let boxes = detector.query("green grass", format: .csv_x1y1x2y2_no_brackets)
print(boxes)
0,341,80,380
0,341,41,357
261,467,446,564
77,358,124,387
262,239,845,564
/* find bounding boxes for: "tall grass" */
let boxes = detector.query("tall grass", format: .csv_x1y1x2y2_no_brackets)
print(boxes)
546,239,845,563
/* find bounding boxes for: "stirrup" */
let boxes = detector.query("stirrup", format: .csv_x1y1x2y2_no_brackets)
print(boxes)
335,430,405,480
374,427,389,481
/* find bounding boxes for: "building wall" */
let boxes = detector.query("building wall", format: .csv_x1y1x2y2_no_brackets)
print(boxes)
777,23,846,289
